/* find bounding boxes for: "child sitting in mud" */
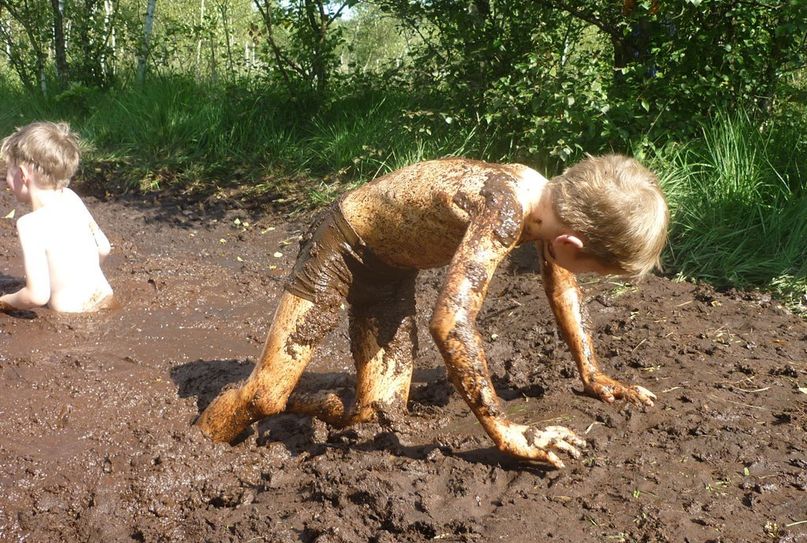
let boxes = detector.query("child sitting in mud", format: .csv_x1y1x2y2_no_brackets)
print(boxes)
0,121,115,314
197,155,668,467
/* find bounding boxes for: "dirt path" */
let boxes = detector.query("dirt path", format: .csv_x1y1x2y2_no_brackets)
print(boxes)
1,187,805,543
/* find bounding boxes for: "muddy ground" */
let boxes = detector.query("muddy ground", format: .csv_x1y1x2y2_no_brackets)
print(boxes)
0,184,805,543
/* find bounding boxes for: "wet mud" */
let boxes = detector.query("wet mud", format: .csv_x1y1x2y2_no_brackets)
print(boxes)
1,187,805,542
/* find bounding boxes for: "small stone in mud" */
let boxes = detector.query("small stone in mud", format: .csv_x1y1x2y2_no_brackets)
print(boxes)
425,446,445,462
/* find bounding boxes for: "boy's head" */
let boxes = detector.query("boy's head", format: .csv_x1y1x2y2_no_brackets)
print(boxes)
547,154,669,277
2,121,80,192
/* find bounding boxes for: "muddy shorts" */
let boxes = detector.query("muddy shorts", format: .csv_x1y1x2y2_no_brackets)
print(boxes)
285,202,418,307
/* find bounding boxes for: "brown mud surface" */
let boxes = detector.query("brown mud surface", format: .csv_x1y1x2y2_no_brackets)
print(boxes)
1,187,805,543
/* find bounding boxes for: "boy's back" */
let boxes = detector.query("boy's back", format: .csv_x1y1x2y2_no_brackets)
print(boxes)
341,158,546,269
1,121,114,313
20,188,112,312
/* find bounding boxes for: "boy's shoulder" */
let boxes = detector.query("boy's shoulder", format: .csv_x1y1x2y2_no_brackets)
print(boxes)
53,188,92,215
14,210,48,246
501,163,547,184
62,187,86,205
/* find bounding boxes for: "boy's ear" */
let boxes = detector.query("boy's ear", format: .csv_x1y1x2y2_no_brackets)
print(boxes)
555,233,584,250
18,163,34,183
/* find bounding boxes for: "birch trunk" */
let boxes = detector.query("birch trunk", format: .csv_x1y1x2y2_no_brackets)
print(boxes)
136,0,157,84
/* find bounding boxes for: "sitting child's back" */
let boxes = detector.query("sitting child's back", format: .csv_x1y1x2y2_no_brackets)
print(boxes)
27,188,113,311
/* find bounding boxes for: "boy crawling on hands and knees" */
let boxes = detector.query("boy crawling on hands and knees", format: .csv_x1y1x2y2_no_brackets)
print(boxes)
197,154,669,467
1,121,115,314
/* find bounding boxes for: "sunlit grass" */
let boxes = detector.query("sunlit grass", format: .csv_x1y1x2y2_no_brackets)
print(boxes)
2,75,804,310
652,111,806,312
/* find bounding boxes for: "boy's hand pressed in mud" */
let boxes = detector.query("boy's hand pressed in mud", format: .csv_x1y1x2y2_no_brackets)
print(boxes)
585,372,657,407
494,420,587,468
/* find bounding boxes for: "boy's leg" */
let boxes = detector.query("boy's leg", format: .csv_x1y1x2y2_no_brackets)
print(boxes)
197,291,339,442
346,276,418,424
284,278,418,426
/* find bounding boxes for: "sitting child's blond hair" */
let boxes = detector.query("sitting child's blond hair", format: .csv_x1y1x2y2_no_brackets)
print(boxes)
2,121,80,189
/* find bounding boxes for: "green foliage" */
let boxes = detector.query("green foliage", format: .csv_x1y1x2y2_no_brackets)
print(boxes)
1,0,806,306
335,3,415,75
371,0,807,166
608,0,807,141
252,0,354,94
652,110,806,311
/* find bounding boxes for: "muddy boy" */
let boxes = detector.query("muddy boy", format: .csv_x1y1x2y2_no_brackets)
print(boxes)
198,155,668,467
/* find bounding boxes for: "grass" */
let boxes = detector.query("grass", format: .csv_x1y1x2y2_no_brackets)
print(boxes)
1,74,805,311
0,75,482,204
651,110,806,313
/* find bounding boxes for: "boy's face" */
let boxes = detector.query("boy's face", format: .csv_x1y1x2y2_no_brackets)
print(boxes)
5,161,31,204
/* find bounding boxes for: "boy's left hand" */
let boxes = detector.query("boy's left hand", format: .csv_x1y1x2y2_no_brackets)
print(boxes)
585,372,657,407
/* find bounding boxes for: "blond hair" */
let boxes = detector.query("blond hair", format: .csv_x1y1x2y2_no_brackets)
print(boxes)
1,121,80,189
548,154,669,277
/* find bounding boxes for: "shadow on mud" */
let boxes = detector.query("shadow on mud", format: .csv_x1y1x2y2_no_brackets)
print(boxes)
169,359,522,464
0,272,37,319
75,176,311,233
171,358,254,410
172,359,455,411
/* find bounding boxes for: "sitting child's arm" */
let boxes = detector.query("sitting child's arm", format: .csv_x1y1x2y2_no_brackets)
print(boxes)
89,218,111,262
0,214,51,310
540,242,656,407
69,190,111,262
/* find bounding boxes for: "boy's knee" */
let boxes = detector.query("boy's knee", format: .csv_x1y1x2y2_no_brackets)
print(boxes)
249,388,288,417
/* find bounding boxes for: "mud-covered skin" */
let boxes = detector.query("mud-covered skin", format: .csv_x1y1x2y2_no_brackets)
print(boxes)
426,175,584,465
341,159,536,269
199,158,638,464
196,294,322,442
540,243,657,407
198,205,420,442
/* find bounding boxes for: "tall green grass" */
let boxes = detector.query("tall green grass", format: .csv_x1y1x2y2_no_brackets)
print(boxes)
0,75,482,202
652,111,806,312
1,76,804,310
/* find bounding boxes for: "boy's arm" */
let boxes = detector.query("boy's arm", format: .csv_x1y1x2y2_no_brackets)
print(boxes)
0,215,51,310
539,242,656,407
430,195,585,466
68,190,111,261
89,218,111,261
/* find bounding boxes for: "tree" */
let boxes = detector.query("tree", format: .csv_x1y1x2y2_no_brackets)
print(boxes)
136,0,157,84
64,0,122,86
50,0,67,84
253,0,354,94
0,0,50,94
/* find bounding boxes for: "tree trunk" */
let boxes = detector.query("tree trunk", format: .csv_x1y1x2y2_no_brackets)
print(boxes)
218,1,235,79
50,0,68,84
102,0,116,78
195,0,205,77
136,0,157,85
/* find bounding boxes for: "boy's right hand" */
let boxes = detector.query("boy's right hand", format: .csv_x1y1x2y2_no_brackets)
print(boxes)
493,420,586,468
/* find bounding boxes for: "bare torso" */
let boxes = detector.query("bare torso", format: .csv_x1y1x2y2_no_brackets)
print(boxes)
341,158,547,269
26,189,113,312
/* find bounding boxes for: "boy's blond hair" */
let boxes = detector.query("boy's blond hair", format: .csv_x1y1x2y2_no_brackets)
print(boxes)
548,154,669,277
1,121,80,189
